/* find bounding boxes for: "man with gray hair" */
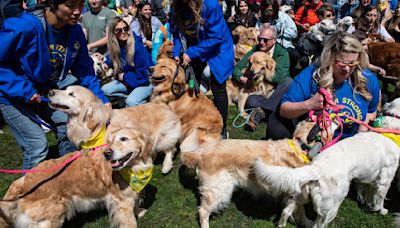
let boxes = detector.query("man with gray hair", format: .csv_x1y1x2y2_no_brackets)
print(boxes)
232,24,291,133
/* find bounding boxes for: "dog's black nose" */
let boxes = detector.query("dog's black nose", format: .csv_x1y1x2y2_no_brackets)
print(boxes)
48,90,55,97
104,149,112,161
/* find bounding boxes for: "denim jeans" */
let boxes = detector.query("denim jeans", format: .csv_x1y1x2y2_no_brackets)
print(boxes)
0,103,77,170
101,80,153,107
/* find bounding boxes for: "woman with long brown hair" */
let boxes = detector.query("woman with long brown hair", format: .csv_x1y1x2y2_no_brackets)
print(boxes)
170,0,234,138
130,1,163,50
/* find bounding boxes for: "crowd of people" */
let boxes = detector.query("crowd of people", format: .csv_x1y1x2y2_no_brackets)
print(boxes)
0,0,399,169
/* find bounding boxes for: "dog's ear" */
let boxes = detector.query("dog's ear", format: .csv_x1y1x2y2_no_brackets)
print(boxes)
79,104,98,130
134,130,153,160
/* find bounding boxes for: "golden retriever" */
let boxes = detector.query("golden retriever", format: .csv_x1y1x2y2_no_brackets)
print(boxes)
232,26,258,62
48,86,181,174
180,121,326,228
156,40,174,60
90,52,113,83
254,98,400,228
0,126,153,227
150,57,223,152
238,51,276,117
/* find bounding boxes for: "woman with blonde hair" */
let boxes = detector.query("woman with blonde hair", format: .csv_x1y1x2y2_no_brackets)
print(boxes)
266,32,380,140
101,17,153,107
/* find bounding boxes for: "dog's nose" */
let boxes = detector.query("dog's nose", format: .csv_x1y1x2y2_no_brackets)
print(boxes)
48,90,55,97
104,149,113,161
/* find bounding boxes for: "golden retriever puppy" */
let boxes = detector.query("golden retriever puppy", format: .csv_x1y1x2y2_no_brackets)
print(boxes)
180,121,323,228
150,57,223,152
0,129,152,228
238,51,276,117
232,26,259,62
48,86,181,174
156,40,174,60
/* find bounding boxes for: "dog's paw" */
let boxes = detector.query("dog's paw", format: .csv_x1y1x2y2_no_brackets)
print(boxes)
162,160,173,174
380,208,388,215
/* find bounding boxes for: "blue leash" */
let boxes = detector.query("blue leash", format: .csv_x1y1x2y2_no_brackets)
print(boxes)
232,108,254,129
20,97,57,132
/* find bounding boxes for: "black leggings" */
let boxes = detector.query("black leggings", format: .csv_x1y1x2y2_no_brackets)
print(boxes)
191,59,228,131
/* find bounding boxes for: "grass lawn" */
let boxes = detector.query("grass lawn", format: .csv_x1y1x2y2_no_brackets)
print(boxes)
0,106,398,228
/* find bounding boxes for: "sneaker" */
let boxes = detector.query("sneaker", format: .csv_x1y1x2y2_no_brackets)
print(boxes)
244,108,266,132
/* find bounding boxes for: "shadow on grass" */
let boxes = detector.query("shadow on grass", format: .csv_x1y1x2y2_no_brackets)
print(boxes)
63,208,108,228
178,164,284,223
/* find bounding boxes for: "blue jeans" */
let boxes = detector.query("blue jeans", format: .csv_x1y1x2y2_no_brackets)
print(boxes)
101,80,153,107
0,103,77,170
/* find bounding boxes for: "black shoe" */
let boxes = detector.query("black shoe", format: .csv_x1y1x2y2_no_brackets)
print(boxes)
244,108,266,132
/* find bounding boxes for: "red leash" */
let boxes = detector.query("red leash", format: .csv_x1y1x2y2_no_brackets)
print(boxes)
309,88,344,151
344,115,400,134
0,144,108,174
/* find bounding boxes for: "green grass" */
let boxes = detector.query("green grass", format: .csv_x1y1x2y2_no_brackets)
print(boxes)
0,106,397,227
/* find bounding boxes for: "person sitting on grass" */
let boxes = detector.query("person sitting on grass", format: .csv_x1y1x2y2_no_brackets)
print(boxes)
101,17,154,107
232,24,291,132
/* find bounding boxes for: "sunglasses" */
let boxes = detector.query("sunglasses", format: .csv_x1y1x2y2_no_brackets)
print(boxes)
335,60,360,68
258,37,273,43
114,26,129,35
325,13,335,17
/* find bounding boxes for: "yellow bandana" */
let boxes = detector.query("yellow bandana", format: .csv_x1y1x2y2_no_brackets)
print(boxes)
119,166,153,193
288,139,310,164
378,0,388,11
381,133,400,147
80,125,107,149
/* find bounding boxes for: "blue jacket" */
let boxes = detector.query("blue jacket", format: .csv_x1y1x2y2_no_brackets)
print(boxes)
104,34,153,89
170,0,234,84
0,12,108,105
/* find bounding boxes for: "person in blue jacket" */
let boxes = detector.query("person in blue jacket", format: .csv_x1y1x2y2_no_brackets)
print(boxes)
170,0,234,138
270,31,380,140
0,0,109,170
101,17,154,107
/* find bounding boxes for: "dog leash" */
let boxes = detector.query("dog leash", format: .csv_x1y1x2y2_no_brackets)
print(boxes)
0,144,108,174
232,108,254,128
309,88,344,151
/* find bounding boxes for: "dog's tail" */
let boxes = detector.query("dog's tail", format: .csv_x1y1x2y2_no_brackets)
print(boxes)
253,158,319,196
180,151,202,169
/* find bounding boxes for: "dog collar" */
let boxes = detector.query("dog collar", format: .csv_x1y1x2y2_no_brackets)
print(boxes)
80,124,107,149
288,139,310,164
119,166,153,193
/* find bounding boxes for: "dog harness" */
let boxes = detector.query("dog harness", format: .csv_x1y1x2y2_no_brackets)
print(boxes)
287,139,310,164
80,125,107,149
119,166,153,193
373,116,400,147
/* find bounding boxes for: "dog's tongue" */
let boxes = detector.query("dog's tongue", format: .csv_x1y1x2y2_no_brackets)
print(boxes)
111,161,121,168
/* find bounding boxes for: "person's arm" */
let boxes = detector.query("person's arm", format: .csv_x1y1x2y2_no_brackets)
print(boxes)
280,93,324,119
279,66,323,119
271,48,290,85
87,28,109,50
185,0,227,60
358,70,381,132
70,26,109,104
282,12,297,40
379,25,395,42
232,48,254,81
122,36,154,88
0,16,51,102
